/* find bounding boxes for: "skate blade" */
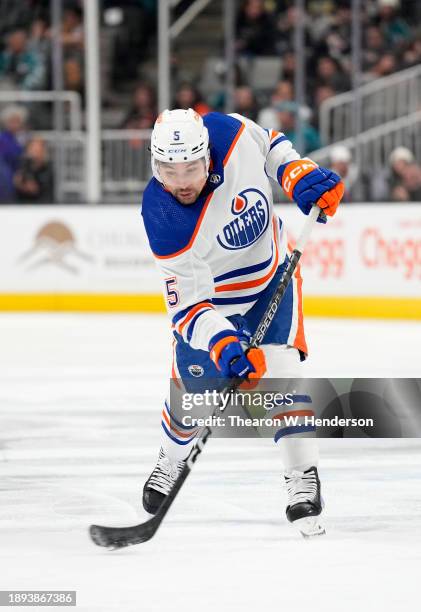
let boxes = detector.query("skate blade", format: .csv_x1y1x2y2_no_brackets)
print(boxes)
293,516,326,539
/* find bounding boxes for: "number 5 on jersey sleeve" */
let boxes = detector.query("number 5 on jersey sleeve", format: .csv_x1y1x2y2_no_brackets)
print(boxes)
164,277,179,308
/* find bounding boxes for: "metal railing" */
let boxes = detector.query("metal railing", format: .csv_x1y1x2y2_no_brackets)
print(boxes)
310,110,421,171
21,130,151,202
319,65,421,145
29,112,421,202
34,131,86,201
102,130,152,198
0,91,83,131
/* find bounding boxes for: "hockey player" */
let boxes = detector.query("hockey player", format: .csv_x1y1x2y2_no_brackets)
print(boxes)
141,108,344,536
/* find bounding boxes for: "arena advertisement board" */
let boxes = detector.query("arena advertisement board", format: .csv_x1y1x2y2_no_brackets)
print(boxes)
0,204,420,317
280,204,421,297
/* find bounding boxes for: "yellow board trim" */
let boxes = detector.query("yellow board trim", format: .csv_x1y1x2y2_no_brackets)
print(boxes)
0,294,420,320
0,293,165,313
304,296,421,320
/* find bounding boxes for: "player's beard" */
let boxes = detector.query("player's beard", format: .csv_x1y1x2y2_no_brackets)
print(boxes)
173,187,202,205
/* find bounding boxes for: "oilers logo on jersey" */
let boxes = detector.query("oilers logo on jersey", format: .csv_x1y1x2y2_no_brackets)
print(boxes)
217,188,270,250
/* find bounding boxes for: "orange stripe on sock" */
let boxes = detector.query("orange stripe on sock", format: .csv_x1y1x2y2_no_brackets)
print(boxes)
162,409,197,439
271,409,314,422
171,338,181,389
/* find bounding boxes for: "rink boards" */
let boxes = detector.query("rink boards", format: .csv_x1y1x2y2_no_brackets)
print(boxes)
0,203,420,319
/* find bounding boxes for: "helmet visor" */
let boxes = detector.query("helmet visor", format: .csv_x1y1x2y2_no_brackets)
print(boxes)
157,158,207,186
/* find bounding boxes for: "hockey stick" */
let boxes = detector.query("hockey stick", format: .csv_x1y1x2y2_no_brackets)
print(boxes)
89,204,324,549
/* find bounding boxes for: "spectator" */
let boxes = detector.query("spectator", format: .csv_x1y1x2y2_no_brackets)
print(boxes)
324,4,352,62
0,28,47,90
314,84,336,108
370,146,416,201
362,26,388,73
233,86,258,122
281,51,296,82
276,5,312,55
271,80,294,105
275,101,321,154
59,5,84,55
368,52,399,78
47,4,84,94
314,56,350,92
377,0,411,46
257,80,294,129
0,105,28,201
386,147,421,201
311,84,337,133
14,137,54,203
28,16,51,61
174,83,211,117
122,82,157,129
329,145,364,202
401,38,421,69
0,1,33,40
399,162,421,201
62,4,84,94
236,0,276,56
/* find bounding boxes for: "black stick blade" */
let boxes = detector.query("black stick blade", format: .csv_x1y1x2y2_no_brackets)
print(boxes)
89,514,160,549
89,462,192,549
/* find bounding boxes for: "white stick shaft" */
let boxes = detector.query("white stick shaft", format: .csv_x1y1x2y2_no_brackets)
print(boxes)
295,205,322,253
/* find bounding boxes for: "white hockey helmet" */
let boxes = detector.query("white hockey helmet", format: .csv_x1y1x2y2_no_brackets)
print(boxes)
150,108,210,182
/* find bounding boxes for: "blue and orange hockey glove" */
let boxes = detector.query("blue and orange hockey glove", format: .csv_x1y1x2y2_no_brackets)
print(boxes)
278,159,345,222
209,330,266,380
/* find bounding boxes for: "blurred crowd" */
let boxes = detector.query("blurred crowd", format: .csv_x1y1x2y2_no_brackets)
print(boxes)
0,0,420,203
327,143,421,202
0,104,54,202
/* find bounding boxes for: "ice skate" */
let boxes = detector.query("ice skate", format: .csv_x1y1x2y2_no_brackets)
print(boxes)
284,466,325,538
143,447,187,515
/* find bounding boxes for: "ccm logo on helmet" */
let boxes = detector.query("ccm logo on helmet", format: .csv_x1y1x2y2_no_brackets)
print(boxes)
168,148,188,153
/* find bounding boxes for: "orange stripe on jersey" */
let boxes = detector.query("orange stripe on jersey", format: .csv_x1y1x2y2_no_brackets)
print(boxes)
162,409,197,439
281,159,318,199
215,219,279,293
270,129,281,141
223,121,245,166
178,301,214,334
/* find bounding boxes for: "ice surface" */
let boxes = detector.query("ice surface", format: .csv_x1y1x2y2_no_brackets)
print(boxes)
1,314,420,612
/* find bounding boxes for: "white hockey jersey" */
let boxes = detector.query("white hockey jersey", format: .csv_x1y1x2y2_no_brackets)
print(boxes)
141,112,304,354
